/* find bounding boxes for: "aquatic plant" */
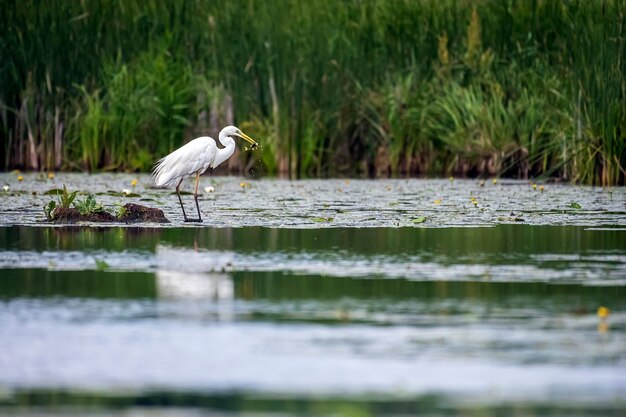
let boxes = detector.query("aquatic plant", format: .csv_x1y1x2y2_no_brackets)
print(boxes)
115,204,128,218
1,0,624,184
43,200,56,220
74,194,104,215
43,184,85,219
54,185,78,209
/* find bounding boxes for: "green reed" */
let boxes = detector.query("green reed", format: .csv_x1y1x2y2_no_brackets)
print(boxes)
1,0,624,184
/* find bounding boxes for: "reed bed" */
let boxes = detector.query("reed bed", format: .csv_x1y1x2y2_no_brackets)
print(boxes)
1,0,624,184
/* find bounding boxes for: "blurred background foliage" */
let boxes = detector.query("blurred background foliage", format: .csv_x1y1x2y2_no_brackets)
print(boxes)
0,0,624,184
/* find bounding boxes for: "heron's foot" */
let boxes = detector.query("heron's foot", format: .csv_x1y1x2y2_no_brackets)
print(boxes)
184,218,203,223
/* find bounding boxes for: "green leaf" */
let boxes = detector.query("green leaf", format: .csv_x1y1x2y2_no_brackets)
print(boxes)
411,216,428,224
44,200,56,220
44,188,64,195
570,202,582,209
94,258,109,271
74,194,105,215
67,191,78,206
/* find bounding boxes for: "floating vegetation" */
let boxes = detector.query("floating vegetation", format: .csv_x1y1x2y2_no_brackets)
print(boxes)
44,188,65,196
0,174,623,227
311,217,334,223
106,190,141,198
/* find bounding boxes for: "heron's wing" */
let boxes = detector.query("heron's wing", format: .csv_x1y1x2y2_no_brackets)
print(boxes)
153,137,217,187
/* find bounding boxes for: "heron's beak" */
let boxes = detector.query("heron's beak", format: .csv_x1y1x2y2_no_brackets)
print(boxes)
238,131,259,149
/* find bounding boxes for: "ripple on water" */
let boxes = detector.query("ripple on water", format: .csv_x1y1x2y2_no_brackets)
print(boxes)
0,198,625,414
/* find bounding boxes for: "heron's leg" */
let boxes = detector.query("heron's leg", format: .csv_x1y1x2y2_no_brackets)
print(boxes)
175,178,189,222
193,173,202,222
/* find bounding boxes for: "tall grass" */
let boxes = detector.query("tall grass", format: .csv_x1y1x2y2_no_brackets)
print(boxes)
1,0,624,184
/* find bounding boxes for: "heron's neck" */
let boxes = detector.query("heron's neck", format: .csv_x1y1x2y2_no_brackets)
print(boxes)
213,133,235,168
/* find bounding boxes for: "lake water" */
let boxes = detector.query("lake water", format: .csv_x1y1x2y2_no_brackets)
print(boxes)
1,225,625,415
0,174,625,415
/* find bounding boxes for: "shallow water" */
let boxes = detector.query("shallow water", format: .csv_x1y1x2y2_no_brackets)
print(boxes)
1,173,625,227
0,224,625,416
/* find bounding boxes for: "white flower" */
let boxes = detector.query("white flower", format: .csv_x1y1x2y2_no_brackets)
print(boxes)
204,186,215,193
122,188,131,195
2,185,9,192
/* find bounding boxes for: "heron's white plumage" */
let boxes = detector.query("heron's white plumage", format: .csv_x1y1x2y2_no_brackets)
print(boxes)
152,125,258,222
153,137,218,187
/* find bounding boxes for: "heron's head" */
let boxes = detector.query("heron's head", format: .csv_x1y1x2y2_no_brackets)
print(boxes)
222,125,259,149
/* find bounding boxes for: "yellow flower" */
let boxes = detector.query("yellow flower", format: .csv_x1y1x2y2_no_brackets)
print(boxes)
434,199,441,204
240,182,247,188
449,176,454,182
597,306,610,319
17,175,23,182
492,178,497,185
131,179,138,187
539,185,545,192
47,172,55,180
532,184,537,190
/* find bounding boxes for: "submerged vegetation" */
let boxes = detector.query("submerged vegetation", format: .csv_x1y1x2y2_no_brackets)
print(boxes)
1,0,625,184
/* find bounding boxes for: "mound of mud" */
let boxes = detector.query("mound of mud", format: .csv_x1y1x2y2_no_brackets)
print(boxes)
52,207,116,223
117,203,169,223
51,204,168,224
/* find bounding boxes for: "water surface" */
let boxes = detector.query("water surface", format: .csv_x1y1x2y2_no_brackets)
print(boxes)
1,173,624,227
0,225,625,416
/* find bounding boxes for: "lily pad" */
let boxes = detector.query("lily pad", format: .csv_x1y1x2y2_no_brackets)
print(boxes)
44,188,65,195
311,217,334,223
105,190,141,197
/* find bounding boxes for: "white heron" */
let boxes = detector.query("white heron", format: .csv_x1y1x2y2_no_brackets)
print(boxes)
152,125,258,222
